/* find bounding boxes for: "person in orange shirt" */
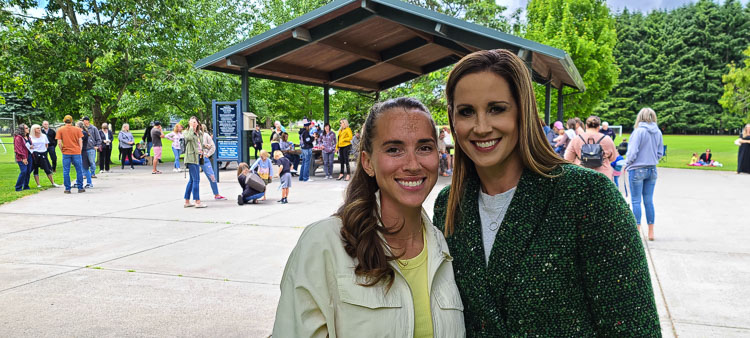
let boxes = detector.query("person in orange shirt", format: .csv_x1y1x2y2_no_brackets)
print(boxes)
564,115,618,180
55,115,86,193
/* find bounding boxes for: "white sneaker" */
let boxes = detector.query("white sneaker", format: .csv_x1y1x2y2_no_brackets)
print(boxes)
37,185,42,188
53,183,60,187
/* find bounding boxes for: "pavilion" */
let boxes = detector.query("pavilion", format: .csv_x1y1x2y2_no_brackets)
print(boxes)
195,0,585,163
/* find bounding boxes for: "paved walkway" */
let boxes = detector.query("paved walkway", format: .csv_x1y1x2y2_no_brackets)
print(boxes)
0,165,747,337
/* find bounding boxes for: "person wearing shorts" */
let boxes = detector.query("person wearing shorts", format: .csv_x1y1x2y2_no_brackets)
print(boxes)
274,150,292,204
151,121,165,174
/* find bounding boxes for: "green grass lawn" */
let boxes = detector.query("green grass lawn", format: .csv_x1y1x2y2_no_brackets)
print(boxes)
2,129,741,205
621,134,741,172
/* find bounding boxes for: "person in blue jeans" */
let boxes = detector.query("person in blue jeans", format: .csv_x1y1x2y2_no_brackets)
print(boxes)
199,123,226,200
77,121,94,188
165,124,184,172
183,117,206,208
82,117,101,182
299,121,314,181
625,108,664,241
13,124,32,191
56,115,86,193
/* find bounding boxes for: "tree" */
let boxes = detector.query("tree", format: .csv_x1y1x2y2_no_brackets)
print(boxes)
525,0,619,118
0,0,253,128
720,45,750,124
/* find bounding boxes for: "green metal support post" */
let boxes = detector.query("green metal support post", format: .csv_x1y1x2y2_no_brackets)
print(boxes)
557,86,564,123
241,67,250,165
544,82,551,125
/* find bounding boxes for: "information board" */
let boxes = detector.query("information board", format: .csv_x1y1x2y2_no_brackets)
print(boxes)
217,139,239,159
212,99,242,162
217,104,238,138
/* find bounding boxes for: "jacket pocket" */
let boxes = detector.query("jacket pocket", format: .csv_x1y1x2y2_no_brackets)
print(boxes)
434,283,464,311
336,275,402,309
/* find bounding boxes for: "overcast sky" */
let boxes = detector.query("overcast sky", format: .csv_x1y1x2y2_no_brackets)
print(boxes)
497,0,750,16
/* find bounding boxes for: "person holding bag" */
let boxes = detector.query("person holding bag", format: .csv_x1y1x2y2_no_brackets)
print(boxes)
237,162,265,205
183,116,206,208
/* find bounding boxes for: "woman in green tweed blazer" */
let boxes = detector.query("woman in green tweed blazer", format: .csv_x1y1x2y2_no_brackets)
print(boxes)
433,49,661,336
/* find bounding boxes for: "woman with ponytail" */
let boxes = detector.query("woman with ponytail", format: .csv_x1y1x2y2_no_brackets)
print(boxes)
273,97,465,337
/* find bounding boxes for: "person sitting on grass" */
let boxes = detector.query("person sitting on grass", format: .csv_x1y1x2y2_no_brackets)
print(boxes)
273,150,292,204
124,143,147,165
689,153,698,165
699,149,713,165
237,162,264,205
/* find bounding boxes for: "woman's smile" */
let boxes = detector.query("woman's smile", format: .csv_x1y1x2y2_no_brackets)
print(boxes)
471,138,502,151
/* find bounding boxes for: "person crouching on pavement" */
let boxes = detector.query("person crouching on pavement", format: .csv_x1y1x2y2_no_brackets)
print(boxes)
237,162,264,205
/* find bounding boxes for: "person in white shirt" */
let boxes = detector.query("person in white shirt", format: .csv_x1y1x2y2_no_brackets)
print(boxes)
165,124,184,172
29,124,59,187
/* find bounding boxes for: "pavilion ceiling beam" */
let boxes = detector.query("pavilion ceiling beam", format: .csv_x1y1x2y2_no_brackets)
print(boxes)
337,77,379,91
319,38,423,75
379,55,459,90
244,8,375,70
257,62,330,82
318,38,381,62
226,55,248,68
329,37,429,83
386,59,422,75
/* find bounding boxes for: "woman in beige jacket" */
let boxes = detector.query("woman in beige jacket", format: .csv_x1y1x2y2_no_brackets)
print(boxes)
273,98,465,337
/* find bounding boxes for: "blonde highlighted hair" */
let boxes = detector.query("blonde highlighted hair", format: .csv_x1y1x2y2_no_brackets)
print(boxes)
634,108,657,129
443,49,568,236
273,150,283,160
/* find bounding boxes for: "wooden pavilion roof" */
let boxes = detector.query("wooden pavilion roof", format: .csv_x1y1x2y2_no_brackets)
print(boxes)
195,0,585,93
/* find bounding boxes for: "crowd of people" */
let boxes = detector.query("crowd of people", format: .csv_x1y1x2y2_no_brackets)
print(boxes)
12,112,368,208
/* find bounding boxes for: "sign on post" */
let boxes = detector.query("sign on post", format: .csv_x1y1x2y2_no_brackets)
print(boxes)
212,99,242,182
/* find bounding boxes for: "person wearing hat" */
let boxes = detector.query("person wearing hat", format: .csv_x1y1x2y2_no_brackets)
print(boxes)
82,116,102,180
55,115,86,193
150,121,165,174
299,120,314,182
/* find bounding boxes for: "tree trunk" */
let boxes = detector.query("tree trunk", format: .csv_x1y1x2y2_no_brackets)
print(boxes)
92,97,104,127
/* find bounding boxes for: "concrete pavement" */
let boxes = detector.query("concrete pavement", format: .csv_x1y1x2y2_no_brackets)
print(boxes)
0,163,748,337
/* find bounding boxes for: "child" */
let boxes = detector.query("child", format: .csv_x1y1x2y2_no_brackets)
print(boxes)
274,150,292,204
237,162,265,205
611,154,625,188
689,153,698,165
250,149,274,200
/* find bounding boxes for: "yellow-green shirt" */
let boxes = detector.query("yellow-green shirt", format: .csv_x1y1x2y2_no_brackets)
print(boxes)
397,234,434,338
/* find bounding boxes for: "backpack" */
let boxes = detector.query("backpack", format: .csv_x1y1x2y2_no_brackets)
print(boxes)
578,134,607,169
245,172,266,192
179,137,186,152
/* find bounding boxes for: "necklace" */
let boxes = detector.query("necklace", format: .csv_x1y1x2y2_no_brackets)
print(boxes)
480,188,516,232
396,220,425,268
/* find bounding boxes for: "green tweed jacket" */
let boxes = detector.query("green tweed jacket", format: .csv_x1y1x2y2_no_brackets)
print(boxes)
433,164,661,337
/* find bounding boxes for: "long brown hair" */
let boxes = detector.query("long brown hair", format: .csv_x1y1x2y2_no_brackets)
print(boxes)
443,49,568,236
335,97,435,289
